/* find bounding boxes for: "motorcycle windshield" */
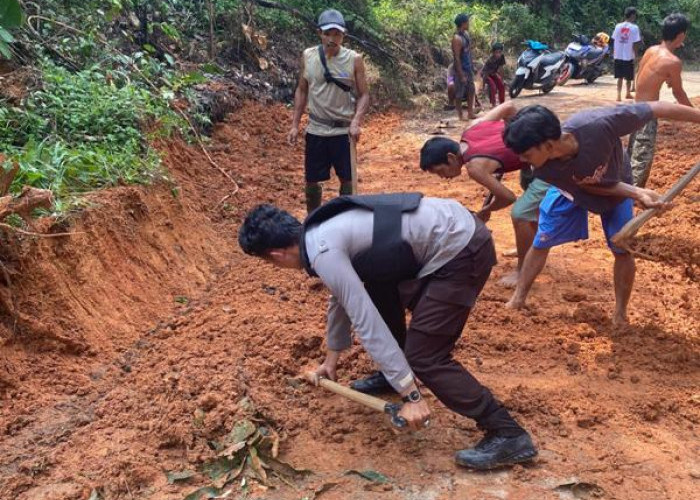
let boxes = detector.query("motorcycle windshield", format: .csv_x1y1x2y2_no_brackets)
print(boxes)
519,49,541,65
526,40,549,51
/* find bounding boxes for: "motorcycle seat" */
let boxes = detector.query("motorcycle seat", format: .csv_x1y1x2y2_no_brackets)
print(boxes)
583,46,607,60
540,52,564,66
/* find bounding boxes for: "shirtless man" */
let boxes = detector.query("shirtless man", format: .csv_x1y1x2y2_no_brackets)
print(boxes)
630,13,692,187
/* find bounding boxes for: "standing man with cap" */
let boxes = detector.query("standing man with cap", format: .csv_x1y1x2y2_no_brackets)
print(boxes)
287,9,370,213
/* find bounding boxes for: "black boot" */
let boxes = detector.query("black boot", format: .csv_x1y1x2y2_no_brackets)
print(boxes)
455,431,537,470
350,371,393,394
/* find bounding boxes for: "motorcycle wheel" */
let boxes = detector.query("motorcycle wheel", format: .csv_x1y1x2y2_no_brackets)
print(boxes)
542,83,555,94
509,75,525,98
557,62,574,85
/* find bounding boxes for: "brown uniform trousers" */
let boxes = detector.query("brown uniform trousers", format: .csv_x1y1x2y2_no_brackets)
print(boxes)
365,219,524,436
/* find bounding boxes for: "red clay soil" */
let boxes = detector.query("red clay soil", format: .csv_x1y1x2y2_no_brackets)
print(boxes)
0,98,698,500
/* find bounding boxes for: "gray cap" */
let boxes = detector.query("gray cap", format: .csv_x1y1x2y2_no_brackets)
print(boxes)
318,9,347,33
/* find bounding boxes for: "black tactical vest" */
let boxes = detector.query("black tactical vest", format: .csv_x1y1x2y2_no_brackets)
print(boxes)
300,193,424,283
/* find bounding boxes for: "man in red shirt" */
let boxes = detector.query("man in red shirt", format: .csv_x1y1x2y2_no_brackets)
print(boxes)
420,102,550,286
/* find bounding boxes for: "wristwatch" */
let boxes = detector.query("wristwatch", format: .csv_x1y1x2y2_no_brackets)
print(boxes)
401,390,422,404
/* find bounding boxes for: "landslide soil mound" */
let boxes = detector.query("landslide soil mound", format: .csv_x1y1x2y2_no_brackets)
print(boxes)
0,97,698,500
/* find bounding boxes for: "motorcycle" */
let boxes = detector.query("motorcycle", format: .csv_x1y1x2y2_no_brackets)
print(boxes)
509,40,566,98
557,34,609,85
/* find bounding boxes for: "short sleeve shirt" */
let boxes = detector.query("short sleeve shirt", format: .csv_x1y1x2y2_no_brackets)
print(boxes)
533,103,653,214
462,120,527,174
612,22,641,61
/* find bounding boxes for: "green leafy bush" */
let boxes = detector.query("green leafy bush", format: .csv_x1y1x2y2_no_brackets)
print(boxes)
0,63,181,209
0,0,22,59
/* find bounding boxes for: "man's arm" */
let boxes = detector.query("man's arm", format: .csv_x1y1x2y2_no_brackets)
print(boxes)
579,182,668,208
648,100,700,121
664,60,692,107
287,55,309,145
469,101,517,127
452,35,466,82
350,55,370,142
466,159,517,216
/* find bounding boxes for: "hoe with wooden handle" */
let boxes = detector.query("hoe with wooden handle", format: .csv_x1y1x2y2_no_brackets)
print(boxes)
611,161,700,251
303,372,407,428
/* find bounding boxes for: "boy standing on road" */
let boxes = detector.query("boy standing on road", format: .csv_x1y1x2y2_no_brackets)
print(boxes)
287,9,370,213
481,43,506,108
612,7,642,101
503,101,700,325
630,13,692,187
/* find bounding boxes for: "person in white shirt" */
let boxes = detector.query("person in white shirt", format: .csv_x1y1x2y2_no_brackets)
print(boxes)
612,7,642,101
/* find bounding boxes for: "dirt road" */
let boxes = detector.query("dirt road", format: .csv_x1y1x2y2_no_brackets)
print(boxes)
0,74,698,500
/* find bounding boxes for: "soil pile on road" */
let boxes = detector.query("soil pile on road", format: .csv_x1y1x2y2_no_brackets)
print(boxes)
0,99,698,500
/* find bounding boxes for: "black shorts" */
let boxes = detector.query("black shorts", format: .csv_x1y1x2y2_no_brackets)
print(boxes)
304,133,352,183
614,59,634,81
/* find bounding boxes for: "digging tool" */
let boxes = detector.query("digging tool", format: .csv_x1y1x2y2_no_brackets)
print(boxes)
350,136,358,194
303,372,408,428
611,161,700,250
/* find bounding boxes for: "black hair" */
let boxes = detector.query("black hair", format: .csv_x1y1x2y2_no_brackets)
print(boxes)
662,13,690,41
420,137,461,171
455,13,470,28
491,42,504,52
624,7,637,20
238,204,302,256
502,105,561,154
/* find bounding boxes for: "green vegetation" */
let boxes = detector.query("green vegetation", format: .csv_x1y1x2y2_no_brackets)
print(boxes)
1,1,699,213
0,63,182,211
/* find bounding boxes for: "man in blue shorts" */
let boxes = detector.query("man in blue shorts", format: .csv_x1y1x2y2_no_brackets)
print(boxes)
502,101,700,325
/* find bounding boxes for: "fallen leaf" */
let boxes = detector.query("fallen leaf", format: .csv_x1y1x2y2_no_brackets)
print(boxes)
554,481,605,498
227,419,256,444
183,486,221,500
88,489,102,500
202,457,238,480
218,441,246,458
166,470,196,484
346,469,390,484
248,447,267,483
312,481,338,498
263,456,312,479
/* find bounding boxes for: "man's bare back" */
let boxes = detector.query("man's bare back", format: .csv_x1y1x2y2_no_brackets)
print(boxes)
636,45,690,105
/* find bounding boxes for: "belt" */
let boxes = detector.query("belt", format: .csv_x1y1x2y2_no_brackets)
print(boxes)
309,113,351,129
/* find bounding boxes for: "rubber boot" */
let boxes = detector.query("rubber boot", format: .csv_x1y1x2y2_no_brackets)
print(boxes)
305,183,322,214
339,180,354,196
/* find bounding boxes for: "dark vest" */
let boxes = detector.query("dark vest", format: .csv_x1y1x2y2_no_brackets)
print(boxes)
300,193,423,283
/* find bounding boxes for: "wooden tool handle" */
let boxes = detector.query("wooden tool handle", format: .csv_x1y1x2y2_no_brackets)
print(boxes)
349,136,358,194
612,161,700,246
303,372,387,413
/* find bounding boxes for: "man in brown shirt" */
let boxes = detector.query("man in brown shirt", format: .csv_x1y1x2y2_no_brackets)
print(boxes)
629,13,692,187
